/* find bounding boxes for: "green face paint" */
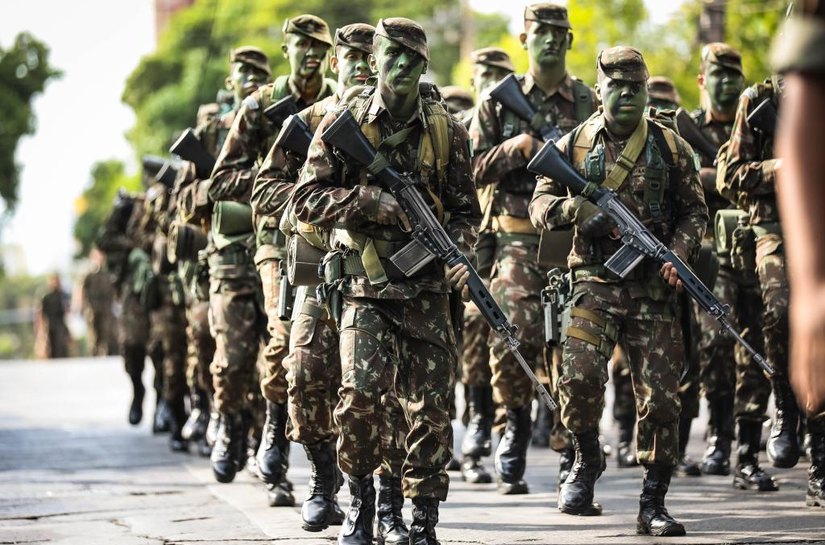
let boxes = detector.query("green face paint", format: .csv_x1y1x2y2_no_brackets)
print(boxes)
524,22,569,68
228,62,268,102
600,76,648,134
284,33,330,80
335,46,372,89
472,64,512,96
704,64,744,113
374,38,425,97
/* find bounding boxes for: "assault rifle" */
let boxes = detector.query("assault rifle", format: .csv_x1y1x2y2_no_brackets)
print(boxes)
169,128,216,179
674,108,719,160
526,140,776,378
489,73,563,142
264,96,299,127
322,109,558,411
747,98,777,136
274,114,314,158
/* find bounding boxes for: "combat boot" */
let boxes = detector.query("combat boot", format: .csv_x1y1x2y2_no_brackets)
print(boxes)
701,397,733,475
302,441,344,532
338,474,375,545
767,377,801,468
168,395,189,453
674,416,700,477
211,412,244,483
616,416,638,468
257,402,290,485
807,431,825,507
153,399,172,434
409,497,440,545
460,457,492,484
557,448,574,491
733,420,778,492
461,385,493,459
636,464,686,536
376,475,408,545
128,378,145,426
494,405,531,494
532,398,552,448
182,388,209,442
558,430,604,516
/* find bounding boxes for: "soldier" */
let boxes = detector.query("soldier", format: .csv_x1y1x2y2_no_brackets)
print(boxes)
292,17,480,545
254,23,409,539
530,46,707,535
687,44,776,491
460,46,515,485
648,76,681,111
773,0,825,507
80,249,117,357
469,2,597,494
441,86,474,118
37,273,70,359
211,16,336,506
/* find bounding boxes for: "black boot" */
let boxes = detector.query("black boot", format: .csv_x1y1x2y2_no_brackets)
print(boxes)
807,431,825,507
558,431,604,516
733,420,778,492
337,474,375,545
211,412,244,483
557,448,574,491
675,416,700,477
460,457,492,484
182,388,209,442
153,399,172,434
128,378,145,426
637,464,686,536
532,397,553,448
376,475,408,545
494,406,531,494
409,497,440,545
767,377,801,468
257,402,290,485
168,395,189,453
302,441,344,532
461,386,493,459
702,397,733,475
616,417,638,468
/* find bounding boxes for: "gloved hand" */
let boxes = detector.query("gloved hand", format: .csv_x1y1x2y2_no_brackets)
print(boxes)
575,200,613,237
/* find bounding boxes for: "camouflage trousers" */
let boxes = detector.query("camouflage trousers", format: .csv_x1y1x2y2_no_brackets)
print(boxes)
560,280,682,466
257,253,290,405
755,234,789,378
120,291,163,395
336,292,456,500
461,302,492,386
152,286,188,403
186,300,215,395
85,306,116,357
488,239,545,409
611,347,635,423
547,344,572,451
693,264,770,421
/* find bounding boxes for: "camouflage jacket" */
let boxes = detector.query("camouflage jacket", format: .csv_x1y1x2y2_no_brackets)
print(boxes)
469,72,597,219
717,80,781,226
210,76,336,205
292,88,481,299
692,108,735,233
529,113,708,276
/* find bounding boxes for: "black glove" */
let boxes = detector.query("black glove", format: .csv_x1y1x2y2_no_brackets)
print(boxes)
576,201,614,237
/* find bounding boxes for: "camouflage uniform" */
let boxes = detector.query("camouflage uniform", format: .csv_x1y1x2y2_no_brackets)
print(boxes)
81,267,117,357
39,282,70,359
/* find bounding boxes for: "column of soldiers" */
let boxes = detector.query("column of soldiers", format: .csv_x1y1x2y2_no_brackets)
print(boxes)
93,3,825,543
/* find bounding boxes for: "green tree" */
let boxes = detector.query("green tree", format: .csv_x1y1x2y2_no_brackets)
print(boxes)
0,32,61,215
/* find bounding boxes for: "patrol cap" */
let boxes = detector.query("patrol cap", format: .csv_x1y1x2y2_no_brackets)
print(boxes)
597,46,649,82
229,46,271,76
441,85,475,113
701,42,744,75
648,76,681,104
334,23,375,55
282,14,333,48
470,47,516,72
524,2,571,30
375,18,429,62
196,102,220,125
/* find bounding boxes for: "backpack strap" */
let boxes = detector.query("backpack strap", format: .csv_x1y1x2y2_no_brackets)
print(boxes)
646,120,679,225
572,79,596,123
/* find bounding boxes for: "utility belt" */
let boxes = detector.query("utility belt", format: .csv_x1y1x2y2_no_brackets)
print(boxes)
570,264,672,302
493,215,574,270
340,252,440,281
492,215,538,235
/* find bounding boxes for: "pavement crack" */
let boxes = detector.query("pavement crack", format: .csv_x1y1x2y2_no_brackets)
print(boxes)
128,490,182,496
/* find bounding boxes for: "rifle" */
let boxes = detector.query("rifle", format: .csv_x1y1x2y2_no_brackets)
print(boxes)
156,161,178,188
747,98,777,136
321,109,558,411
489,73,562,142
264,96,299,127
526,140,776,378
169,128,216,179
274,114,314,158
674,108,719,160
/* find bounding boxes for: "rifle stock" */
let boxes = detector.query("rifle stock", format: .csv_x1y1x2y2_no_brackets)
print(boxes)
674,108,718,160
169,128,216,179
274,114,314,158
489,74,562,142
747,98,777,135
264,96,299,127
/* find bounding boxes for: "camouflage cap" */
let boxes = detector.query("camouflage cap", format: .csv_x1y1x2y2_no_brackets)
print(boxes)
334,23,375,55
524,2,571,29
701,42,743,75
470,47,516,72
196,102,220,126
282,14,333,48
648,76,681,104
440,85,475,112
375,18,429,62
229,46,271,76
597,46,649,82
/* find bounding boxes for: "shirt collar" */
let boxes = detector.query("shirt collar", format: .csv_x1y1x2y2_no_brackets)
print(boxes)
522,72,576,103
367,88,427,128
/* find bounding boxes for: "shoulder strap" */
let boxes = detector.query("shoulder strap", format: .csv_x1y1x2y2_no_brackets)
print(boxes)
572,79,595,123
646,120,680,224
570,113,602,166
271,76,291,101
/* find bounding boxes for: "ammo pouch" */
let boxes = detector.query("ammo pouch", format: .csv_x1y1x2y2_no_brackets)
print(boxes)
316,251,345,326
537,228,574,270
168,221,208,264
730,217,758,275
287,235,326,287
714,209,749,257
692,244,720,292
212,201,254,236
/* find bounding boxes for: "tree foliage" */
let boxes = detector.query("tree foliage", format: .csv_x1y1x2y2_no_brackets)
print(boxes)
0,32,61,215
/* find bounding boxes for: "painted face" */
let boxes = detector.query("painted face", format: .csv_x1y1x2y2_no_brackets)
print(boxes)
227,62,268,100
373,37,426,97
704,64,744,112
648,97,679,111
284,33,330,80
471,64,512,95
599,76,648,132
334,45,373,89
524,22,570,67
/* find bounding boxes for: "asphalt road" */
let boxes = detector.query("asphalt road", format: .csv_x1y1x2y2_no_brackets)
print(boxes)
0,357,823,544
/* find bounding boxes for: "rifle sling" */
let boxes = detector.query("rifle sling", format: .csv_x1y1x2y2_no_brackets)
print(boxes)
602,120,648,191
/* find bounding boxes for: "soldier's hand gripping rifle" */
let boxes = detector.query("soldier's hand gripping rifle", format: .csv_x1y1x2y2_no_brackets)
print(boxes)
274,114,314,158
489,73,563,142
322,109,558,411
169,128,216,179
526,140,776,378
